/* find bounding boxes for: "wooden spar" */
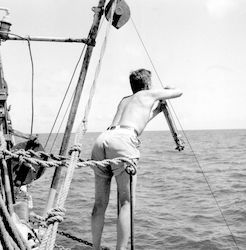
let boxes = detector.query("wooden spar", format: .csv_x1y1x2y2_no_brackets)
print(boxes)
6,35,89,44
43,0,107,215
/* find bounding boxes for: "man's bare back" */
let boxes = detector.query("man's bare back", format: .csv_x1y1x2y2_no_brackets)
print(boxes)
110,87,182,136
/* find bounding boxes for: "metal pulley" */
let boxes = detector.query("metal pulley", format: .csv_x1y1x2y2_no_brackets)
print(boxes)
105,0,130,29
0,9,11,40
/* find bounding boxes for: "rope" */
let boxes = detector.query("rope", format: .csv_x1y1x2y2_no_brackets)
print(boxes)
3,149,65,169
0,133,31,250
5,34,36,135
26,37,35,136
0,217,14,250
5,148,67,161
2,148,136,173
39,2,117,249
0,194,30,250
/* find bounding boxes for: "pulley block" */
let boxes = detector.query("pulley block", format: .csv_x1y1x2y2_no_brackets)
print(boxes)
105,0,130,29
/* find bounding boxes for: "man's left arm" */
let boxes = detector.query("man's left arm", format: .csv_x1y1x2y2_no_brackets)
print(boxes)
149,101,165,121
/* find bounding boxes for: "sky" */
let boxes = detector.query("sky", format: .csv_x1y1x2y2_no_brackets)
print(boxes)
0,0,246,134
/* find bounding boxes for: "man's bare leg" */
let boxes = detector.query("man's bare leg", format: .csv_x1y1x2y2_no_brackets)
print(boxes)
91,173,112,250
115,170,137,250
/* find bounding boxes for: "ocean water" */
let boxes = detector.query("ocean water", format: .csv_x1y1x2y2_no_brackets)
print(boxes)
27,130,246,250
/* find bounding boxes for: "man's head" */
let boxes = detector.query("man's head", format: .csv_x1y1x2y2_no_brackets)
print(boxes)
129,69,152,93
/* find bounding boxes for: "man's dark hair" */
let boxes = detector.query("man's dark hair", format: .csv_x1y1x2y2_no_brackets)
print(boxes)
129,69,151,93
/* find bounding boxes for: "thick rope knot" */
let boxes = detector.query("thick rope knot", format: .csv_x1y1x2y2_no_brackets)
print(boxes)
30,211,46,223
46,208,66,226
124,159,137,176
15,154,37,173
18,155,25,166
50,153,68,161
68,144,82,155
16,148,27,156
29,212,47,228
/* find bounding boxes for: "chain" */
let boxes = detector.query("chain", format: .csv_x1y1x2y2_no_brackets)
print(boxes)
29,217,110,250
57,230,110,250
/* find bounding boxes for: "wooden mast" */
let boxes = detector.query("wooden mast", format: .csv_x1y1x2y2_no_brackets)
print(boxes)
44,0,107,215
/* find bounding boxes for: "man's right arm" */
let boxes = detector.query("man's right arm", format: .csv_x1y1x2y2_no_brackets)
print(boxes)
151,86,183,102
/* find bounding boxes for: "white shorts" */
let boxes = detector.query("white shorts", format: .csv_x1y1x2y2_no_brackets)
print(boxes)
91,128,141,178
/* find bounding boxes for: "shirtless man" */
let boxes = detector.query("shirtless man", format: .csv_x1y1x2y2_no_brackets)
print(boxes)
91,68,182,250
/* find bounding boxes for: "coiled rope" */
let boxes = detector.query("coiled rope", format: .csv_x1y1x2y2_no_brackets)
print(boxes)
0,132,30,250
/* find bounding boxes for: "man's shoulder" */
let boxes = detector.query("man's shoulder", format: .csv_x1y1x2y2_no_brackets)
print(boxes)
121,95,133,102
122,95,133,99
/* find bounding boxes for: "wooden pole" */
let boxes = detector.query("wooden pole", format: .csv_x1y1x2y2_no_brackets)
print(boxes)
6,35,88,43
43,0,107,216
162,101,185,151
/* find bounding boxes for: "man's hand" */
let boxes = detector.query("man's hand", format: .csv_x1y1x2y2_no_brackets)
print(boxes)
164,85,175,89
156,100,166,112
149,100,166,120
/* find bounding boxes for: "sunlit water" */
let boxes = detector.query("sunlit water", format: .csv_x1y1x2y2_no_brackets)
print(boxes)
27,130,245,250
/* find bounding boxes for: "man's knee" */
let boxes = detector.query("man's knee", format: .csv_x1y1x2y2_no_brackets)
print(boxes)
119,199,131,208
92,201,108,216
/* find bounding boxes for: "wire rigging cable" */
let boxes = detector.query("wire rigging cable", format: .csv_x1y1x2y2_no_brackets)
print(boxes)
44,17,106,152
44,43,87,151
130,17,182,135
130,16,240,250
